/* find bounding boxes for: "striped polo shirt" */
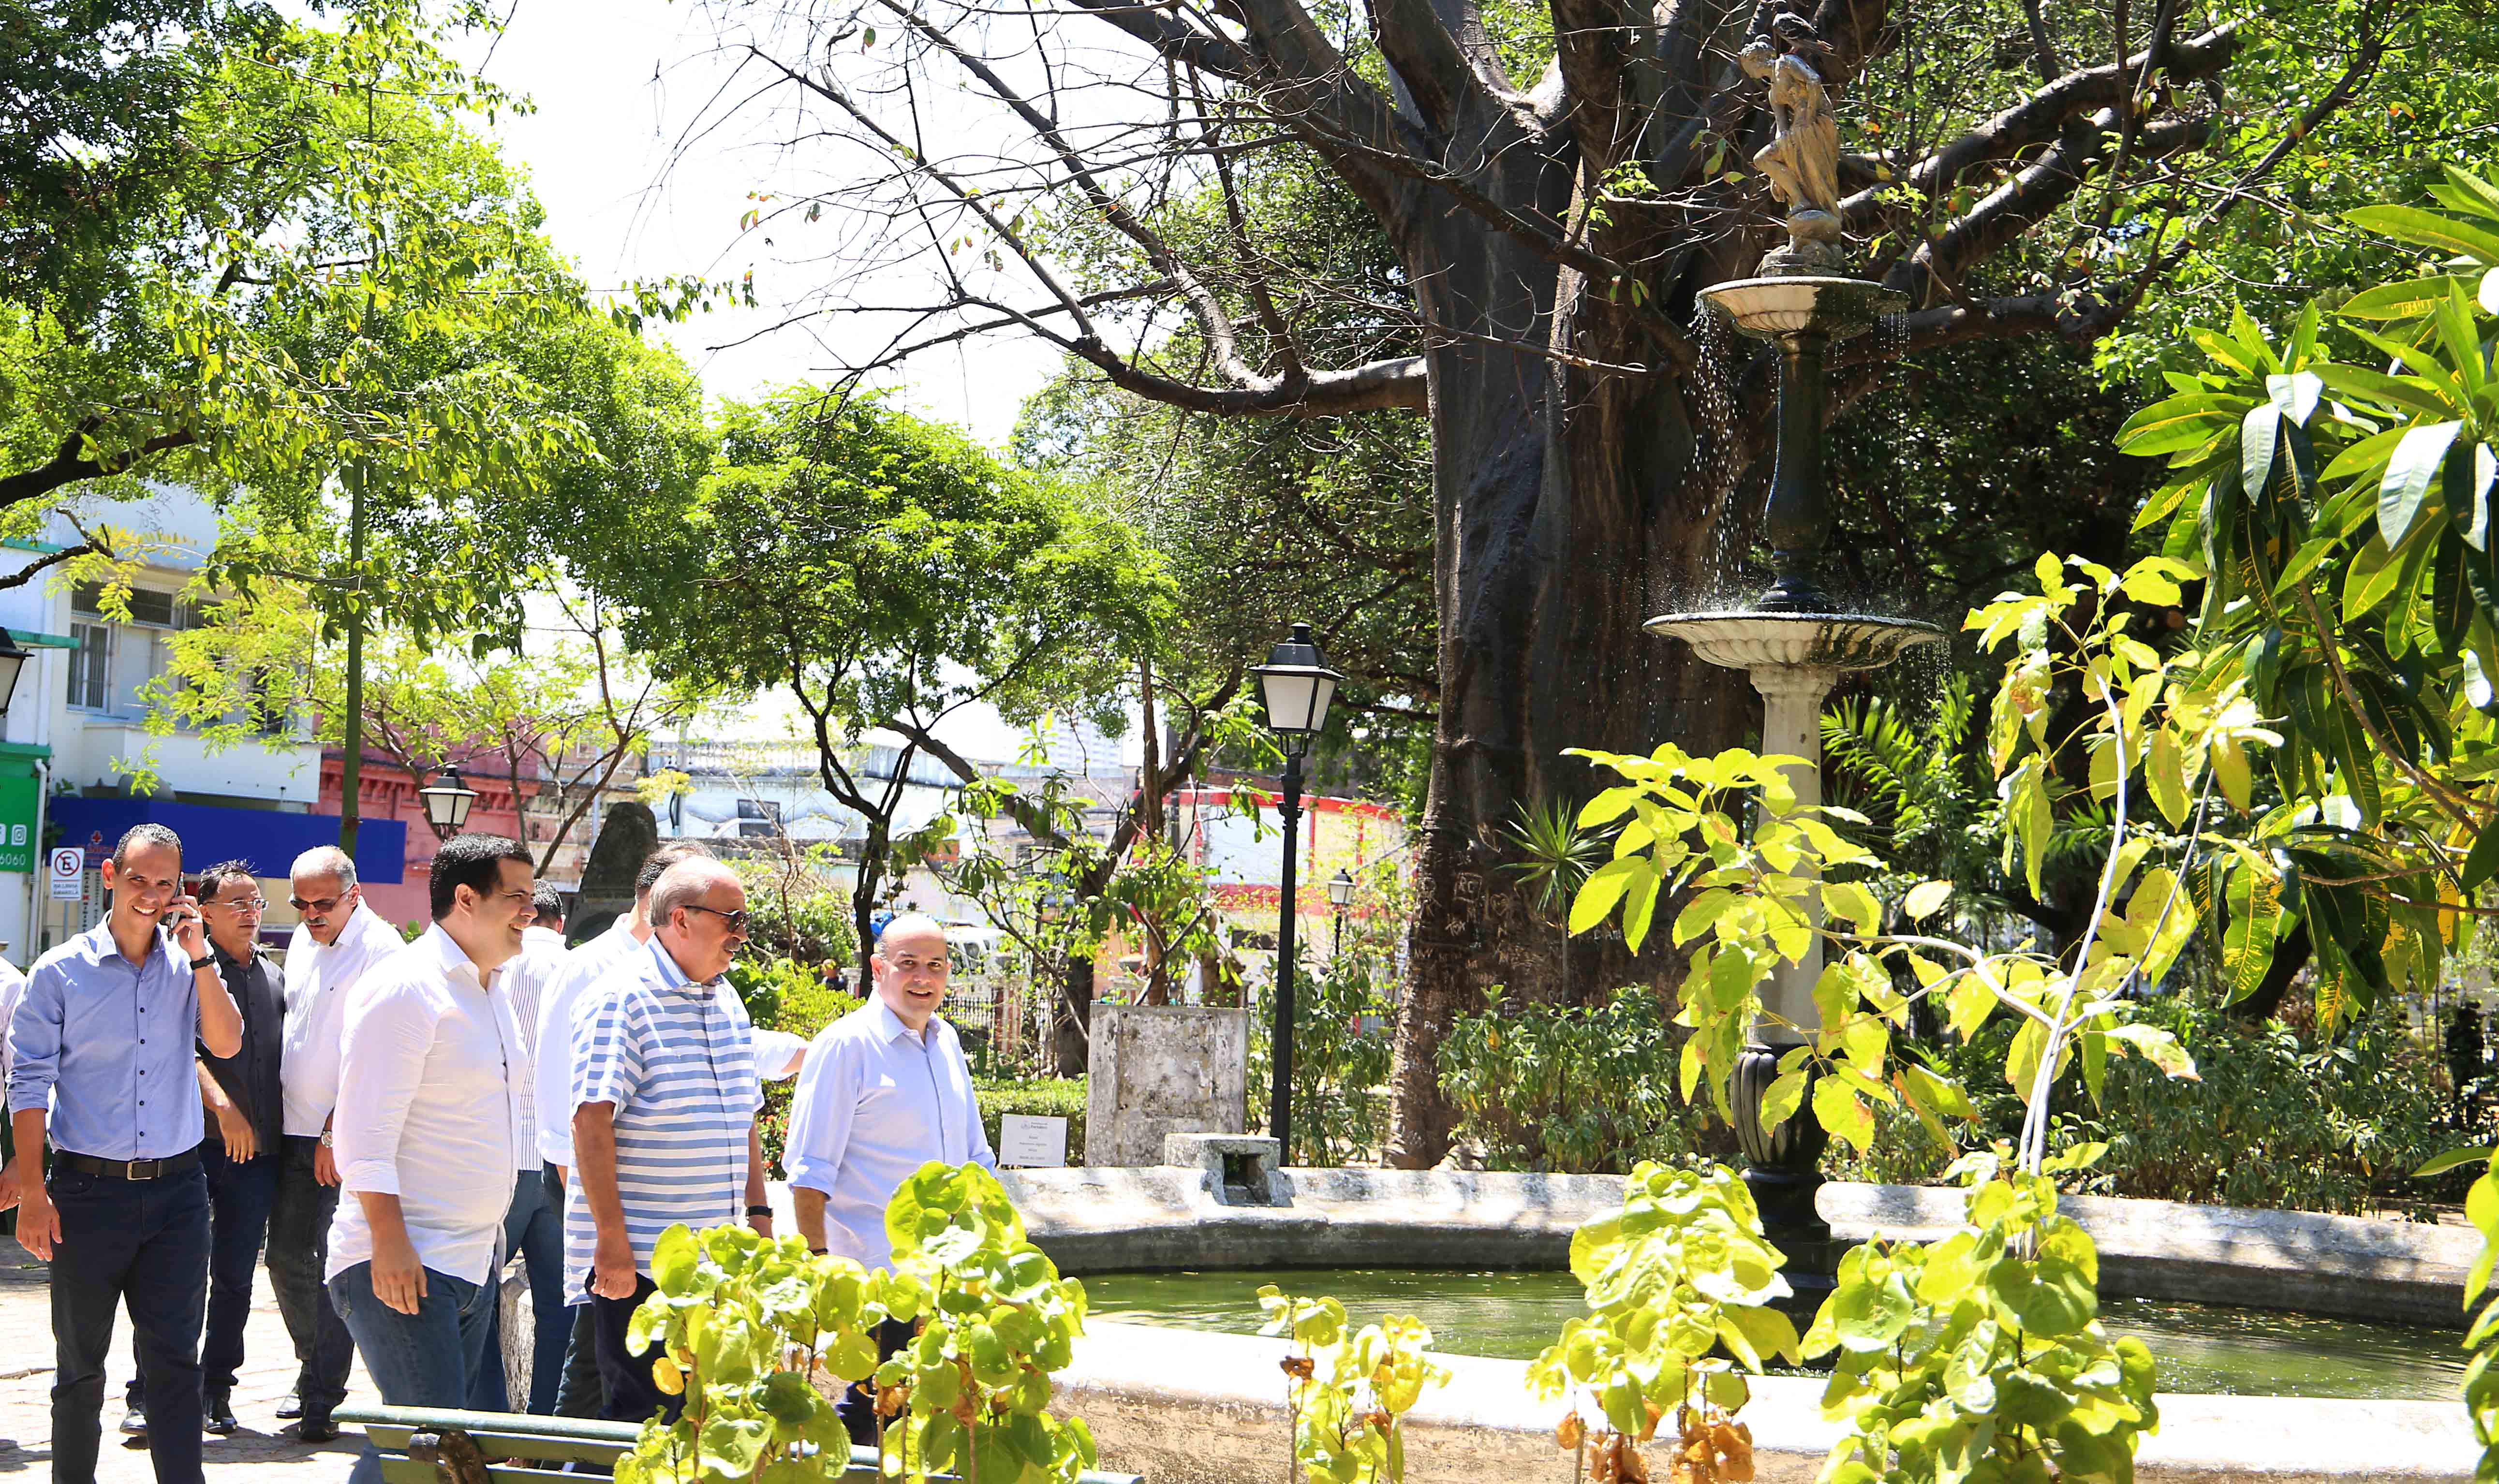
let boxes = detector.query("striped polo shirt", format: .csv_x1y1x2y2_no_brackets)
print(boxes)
563,937,762,1304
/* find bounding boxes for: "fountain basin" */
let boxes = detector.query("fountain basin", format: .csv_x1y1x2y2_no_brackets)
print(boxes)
1645,611,1944,672
1698,275,1909,340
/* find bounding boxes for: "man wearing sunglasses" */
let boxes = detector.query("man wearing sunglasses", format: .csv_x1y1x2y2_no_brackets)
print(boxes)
268,845,402,1442
564,857,769,1424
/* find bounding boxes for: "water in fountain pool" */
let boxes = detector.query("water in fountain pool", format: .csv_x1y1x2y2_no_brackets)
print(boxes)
1080,1268,2470,1401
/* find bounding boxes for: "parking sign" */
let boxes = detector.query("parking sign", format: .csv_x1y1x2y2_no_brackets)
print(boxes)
48,847,84,901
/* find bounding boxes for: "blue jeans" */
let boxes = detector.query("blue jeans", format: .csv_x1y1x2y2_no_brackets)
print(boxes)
329,1261,495,1484
467,1168,568,1414
50,1161,211,1484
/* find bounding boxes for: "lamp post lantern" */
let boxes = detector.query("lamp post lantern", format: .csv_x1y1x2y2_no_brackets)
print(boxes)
1252,623,1342,1162
417,764,478,842
1327,867,1355,957
0,632,30,721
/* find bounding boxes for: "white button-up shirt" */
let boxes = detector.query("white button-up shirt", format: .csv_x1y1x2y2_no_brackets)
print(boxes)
532,918,643,1169
501,938,566,1173
326,926,526,1285
280,903,406,1138
785,996,995,1271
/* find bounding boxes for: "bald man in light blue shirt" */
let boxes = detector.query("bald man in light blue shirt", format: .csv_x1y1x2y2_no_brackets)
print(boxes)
785,913,994,1443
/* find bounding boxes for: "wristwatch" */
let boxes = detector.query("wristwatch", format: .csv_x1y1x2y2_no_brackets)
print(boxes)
189,955,214,971
319,1129,335,1148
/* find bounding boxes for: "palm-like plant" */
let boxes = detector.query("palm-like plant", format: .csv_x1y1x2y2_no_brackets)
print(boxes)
1505,796,1610,999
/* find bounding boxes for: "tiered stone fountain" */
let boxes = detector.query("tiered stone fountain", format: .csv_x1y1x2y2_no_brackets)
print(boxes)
1645,18,1943,1316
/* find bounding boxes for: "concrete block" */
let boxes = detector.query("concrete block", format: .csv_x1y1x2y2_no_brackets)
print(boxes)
1162,1133,1288,1206
1083,1004,1249,1165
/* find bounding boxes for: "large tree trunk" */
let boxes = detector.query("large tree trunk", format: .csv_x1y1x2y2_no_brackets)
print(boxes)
1383,199,1763,1167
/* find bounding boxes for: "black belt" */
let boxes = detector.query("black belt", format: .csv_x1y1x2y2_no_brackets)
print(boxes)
58,1146,202,1181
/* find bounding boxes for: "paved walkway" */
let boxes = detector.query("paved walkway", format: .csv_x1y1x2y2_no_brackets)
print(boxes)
0,1252,375,1482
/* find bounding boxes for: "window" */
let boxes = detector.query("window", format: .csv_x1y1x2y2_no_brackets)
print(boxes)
72,583,185,628
66,623,107,710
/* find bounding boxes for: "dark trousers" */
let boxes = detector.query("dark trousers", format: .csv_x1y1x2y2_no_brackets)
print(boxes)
330,1261,494,1484
590,1275,678,1425
127,1143,275,1413
49,1161,211,1484
552,1301,604,1419
467,1167,569,1414
267,1135,355,1419
835,1317,917,1449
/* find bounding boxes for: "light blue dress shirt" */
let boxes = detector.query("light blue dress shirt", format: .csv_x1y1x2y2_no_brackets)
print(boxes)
7,921,204,1160
784,996,996,1270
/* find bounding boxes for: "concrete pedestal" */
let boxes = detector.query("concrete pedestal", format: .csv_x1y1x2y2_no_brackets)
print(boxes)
1083,1004,1249,1165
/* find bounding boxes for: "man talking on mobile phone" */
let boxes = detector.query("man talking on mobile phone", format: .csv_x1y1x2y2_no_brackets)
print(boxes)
8,823,242,1484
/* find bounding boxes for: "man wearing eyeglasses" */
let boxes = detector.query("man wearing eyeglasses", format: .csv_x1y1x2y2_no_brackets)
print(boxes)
786,912,995,1446
565,857,768,1424
268,845,400,1443
119,861,287,1440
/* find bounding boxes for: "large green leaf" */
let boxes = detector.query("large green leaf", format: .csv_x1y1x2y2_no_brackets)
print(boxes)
2345,205,2499,264
2380,420,2465,548
2312,363,2460,423
2340,274,2478,321
2115,394,2248,456
2241,403,2282,500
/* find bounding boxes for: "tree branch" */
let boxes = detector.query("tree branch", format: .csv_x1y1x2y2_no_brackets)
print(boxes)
0,421,198,508
1838,23,2239,234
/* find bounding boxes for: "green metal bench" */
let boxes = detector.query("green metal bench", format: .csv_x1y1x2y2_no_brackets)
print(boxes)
338,1404,1145,1484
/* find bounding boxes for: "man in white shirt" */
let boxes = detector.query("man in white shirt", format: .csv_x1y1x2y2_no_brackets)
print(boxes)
268,845,401,1441
786,913,995,1444
465,881,571,1415
325,834,534,1484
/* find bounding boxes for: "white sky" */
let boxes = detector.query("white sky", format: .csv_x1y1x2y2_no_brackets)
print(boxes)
465,0,1070,446
472,2,1135,762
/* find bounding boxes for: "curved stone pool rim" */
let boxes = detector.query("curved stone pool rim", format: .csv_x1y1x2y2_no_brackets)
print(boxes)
998,1166,2482,1330
985,1166,2482,1481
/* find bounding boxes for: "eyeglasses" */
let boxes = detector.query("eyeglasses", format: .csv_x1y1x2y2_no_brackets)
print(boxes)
681,904,752,933
206,896,267,914
289,895,344,914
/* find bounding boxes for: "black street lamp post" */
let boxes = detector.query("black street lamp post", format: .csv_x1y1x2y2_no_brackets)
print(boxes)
1252,623,1342,1162
0,632,31,721
417,764,478,842
1327,867,1354,957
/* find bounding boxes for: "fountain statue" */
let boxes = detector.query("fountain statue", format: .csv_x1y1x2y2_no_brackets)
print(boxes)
1648,11,1943,1320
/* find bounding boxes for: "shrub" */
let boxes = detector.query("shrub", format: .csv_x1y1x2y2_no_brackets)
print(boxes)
616,1163,1094,1484
1435,990,1720,1173
1829,1001,2458,1217
740,958,861,1176
733,858,860,968
977,1077,1088,1163
1248,946,1396,1165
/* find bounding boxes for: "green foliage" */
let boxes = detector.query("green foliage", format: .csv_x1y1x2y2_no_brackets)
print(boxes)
1528,1161,1798,1465
2452,1153,2499,1480
731,861,861,972
1840,1004,2459,1217
618,390,1174,958
1259,1288,1448,1484
611,1222,888,1484
2116,160,2499,1026
617,1164,1094,1484
1247,944,1397,1166
871,1163,1098,1484
1434,993,1715,1173
739,959,859,1176
976,1079,1089,1161
1805,1153,2159,1484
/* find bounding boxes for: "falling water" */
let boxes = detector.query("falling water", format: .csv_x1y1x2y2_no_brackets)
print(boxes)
1681,302,1761,613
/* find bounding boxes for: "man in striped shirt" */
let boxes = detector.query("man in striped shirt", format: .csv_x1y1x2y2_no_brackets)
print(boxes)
566,858,767,1424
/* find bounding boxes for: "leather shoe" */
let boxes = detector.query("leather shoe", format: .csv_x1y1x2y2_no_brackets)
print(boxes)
205,1391,239,1435
295,1415,341,1444
275,1391,303,1420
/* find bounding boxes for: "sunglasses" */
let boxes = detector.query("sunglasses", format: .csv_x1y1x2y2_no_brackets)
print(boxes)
680,904,752,933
